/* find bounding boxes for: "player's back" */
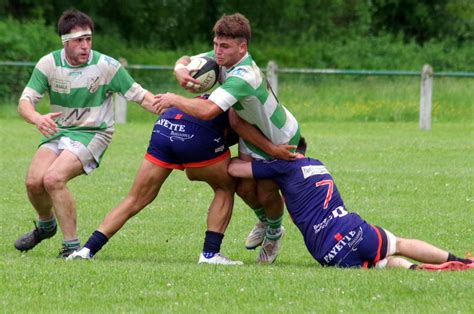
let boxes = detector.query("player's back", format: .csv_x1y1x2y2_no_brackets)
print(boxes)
252,157,366,262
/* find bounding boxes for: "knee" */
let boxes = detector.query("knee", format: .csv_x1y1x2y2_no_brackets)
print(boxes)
258,189,281,207
43,171,66,192
25,174,46,195
235,181,256,200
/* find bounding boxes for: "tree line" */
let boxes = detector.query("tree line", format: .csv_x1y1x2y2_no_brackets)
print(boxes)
1,0,472,48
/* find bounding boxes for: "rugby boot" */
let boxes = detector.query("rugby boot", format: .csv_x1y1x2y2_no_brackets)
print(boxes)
245,221,267,249
57,244,78,259
66,247,93,260
257,226,285,264
198,253,244,265
14,221,57,252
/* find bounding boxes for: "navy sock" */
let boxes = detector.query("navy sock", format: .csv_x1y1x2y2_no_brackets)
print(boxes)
202,231,224,258
447,253,472,264
84,230,109,256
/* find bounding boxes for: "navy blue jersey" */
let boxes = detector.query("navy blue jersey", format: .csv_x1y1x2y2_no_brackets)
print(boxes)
252,158,367,264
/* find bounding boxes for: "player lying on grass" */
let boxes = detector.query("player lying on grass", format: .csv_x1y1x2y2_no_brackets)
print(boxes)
228,138,473,270
67,95,295,264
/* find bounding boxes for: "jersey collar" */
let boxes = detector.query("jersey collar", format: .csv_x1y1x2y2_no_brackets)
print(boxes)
225,52,250,73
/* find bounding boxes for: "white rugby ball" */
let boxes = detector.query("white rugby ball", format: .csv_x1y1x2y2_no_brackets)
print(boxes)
187,56,219,93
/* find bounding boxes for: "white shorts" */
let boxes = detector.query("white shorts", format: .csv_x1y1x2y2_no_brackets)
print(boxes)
41,137,98,174
374,228,397,269
238,138,267,160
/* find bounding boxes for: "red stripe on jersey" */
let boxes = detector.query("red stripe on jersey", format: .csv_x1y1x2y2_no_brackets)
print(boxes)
183,150,230,168
175,114,184,120
145,153,184,170
334,233,343,241
371,225,383,264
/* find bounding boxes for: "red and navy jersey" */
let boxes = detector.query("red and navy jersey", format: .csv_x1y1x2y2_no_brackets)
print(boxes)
252,157,367,264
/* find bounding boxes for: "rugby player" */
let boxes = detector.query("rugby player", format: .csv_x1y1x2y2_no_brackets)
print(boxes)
14,9,158,258
67,96,295,264
154,13,301,264
228,138,473,270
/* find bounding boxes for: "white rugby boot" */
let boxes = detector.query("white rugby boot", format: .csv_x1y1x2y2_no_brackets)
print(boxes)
66,247,92,260
257,226,285,264
198,253,244,265
245,221,267,249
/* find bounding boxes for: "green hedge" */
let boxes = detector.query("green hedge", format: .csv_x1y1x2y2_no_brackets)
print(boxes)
1,19,473,123
2,19,473,70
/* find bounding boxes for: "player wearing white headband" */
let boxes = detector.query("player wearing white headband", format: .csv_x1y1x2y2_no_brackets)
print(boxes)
14,9,159,258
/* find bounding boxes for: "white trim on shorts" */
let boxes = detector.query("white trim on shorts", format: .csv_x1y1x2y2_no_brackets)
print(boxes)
238,138,267,160
375,228,397,269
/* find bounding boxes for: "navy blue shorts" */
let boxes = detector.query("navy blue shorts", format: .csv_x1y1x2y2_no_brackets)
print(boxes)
319,223,388,268
145,117,230,170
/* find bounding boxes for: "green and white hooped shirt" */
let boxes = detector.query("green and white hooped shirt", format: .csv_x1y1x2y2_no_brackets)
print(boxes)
20,49,147,146
204,52,301,159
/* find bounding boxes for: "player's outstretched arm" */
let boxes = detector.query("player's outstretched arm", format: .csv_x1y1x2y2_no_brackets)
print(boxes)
140,91,160,114
153,93,223,120
228,109,297,160
228,158,253,179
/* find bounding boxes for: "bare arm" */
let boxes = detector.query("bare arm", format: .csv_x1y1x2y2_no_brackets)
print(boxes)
228,157,254,178
228,109,297,160
18,99,61,137
153,92,223,120
139,91,159,114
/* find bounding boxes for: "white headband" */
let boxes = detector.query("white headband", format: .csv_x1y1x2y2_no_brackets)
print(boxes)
61,30,92,44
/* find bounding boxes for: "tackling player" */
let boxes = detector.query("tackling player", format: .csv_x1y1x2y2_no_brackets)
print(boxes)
68,95,294,264
154,13,301,264
14,9,158,258
228,138,473,270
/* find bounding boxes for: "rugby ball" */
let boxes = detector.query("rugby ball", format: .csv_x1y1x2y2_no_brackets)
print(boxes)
186,56,219,93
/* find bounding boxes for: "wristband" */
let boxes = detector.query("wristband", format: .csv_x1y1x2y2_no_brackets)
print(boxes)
174,63,187,71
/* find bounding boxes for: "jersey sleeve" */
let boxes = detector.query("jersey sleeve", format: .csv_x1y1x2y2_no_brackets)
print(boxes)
209,75,253,112
20,55,52,106
252,159,288,180
101,55,147,103
109,66,147,102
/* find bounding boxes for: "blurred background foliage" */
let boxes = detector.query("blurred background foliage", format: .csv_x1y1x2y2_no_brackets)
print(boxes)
0,0,472,70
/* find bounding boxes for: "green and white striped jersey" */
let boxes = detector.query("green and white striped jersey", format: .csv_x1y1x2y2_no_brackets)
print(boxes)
20,49,147,146
204,52,300,158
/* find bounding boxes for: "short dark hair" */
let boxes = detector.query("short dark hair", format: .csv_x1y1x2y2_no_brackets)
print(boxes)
57,9,94,36
212,13,251,44
296,137,307,155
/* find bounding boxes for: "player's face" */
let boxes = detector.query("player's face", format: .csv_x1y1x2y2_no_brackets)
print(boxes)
64,26,92,66
213,36,247,68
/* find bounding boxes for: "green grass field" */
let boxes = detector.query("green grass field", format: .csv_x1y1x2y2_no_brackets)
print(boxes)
1,119,473,313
